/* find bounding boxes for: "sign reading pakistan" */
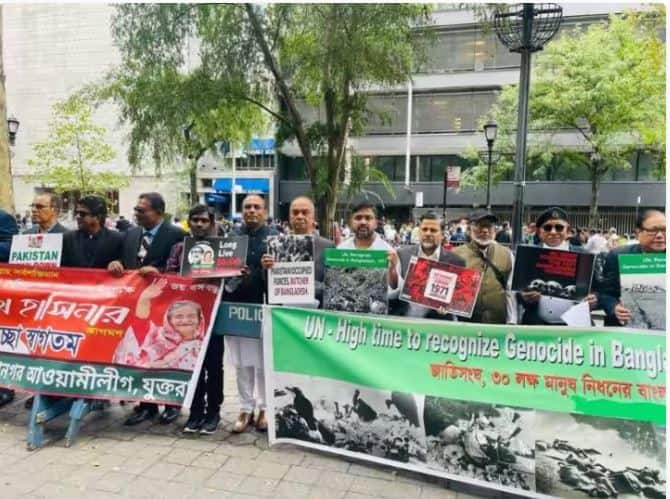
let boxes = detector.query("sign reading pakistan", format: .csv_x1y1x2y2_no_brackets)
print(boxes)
264,307,666,499
9,233,63,266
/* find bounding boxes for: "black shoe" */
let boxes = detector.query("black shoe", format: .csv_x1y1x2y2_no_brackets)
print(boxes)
183,414,205,433
123,407,157,426
159,406,181,425
0,389,15,407
200,413,221,435
24,396,33,410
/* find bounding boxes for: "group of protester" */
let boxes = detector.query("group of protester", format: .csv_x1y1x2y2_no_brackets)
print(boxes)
0,189,665,437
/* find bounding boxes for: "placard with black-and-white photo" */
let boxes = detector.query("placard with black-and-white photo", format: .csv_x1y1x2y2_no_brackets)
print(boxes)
180,235,248,278
267,234,315,305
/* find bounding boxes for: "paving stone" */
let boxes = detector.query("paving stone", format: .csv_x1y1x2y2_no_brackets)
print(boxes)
284,465,323,485
256,448,305,465
350,476,422,498
234,475,279,497
301,453,352,472
205,470,246,491
317,470,355,491
274,480,312,498
421,488,458,499
251,460,290,480
162,448,201,465
142,461,187,481
221,456,258,475
308,487,348,499
190,451,231,469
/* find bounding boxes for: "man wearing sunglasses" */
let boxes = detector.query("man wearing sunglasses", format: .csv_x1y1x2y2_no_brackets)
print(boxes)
108,192,185,425
24,193,67,235
61,195,124,269
596,209,666,327
518,207,596,325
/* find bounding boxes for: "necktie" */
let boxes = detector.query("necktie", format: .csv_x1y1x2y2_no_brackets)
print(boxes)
137,231,153,264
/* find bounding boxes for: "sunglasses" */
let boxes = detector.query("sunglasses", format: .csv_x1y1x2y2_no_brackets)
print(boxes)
75,210,92,217
190,217,210,224
542,223,566,233
30,203,50,210
133,206,147,214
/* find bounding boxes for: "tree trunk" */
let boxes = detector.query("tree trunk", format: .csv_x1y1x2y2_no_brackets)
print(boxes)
589,170,600,228
0,7,14,213
189,160,198,206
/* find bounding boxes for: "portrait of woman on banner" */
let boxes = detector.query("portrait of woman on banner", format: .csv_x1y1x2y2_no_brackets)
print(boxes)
113,279,205,370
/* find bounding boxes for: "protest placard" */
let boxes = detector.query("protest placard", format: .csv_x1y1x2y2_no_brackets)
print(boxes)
619,253,665,331
0,264,221,407
264,306,666,499
400,256,482,317
180,235,248,278
267,234,315,305
323,249,388,314
9,233,62,266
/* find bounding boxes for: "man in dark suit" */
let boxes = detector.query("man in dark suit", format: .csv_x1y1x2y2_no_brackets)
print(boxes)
261,196,335,305
24,193,67,235
393,212,465,319
0,209,18,407
62,195,124,269
595,209,665,327
108,192,185,426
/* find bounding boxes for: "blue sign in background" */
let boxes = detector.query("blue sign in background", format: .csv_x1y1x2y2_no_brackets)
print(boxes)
213,302,263,338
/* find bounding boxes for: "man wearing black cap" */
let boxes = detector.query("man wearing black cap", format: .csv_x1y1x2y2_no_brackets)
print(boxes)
518,207,596,325
453,210,516,324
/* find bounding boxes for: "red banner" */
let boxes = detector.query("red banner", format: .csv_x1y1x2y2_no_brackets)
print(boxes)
0,264,221,406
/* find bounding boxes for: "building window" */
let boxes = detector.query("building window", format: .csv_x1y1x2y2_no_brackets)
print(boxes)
413,91,499,133
279,155,308,181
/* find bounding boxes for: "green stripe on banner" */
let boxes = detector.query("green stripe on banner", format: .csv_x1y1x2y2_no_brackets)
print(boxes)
324,249,388,268
0,354,191,405
270,307,666,425
619,253,666,274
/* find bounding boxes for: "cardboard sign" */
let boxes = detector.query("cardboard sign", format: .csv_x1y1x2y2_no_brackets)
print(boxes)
180,235,248,278
9,233,63,267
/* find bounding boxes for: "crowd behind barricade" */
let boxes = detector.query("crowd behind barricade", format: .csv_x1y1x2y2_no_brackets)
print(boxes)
0,189,664,438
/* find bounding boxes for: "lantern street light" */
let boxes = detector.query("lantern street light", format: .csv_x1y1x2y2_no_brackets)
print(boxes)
493,3,562,248
7,115,19,146
483,120,498,211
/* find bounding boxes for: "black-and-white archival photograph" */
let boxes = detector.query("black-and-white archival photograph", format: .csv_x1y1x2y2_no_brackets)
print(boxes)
534,412,666,499
323,267,388,314
620,277,666,331
423,397,536,492
267,234,314,262
272,372,428,465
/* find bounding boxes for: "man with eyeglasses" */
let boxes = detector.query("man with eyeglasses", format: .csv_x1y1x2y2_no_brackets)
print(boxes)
453,210,516,324
517,207,597,325
108,192,185,426
596,209,666,327
24,193,67,235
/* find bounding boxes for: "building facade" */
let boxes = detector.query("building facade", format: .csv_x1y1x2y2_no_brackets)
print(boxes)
276,3,665,232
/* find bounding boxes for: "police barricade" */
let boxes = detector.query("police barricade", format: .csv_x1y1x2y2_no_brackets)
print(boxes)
263,306,666,499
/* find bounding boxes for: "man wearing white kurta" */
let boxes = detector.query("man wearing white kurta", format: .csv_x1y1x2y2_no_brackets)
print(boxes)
224,194,278,433
336,202,402,300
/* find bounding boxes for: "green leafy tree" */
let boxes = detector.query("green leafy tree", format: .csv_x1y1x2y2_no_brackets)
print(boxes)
110,4,430,235
28,96,128,207
462,9,665,225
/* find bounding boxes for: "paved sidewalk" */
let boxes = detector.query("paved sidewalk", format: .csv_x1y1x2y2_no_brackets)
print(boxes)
0,371,497,499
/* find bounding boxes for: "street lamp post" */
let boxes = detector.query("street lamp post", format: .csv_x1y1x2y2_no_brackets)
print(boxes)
483,120,497,211
493,3,562,248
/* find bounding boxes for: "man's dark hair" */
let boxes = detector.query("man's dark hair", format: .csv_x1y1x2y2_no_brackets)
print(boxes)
78,195,107,224
188,204,214,223
350,202,377,218
139,192,166,215
636,209,665,229
419,211,445,231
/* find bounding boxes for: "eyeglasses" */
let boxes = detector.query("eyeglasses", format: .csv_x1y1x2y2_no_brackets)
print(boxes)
640,226,666,235
542,223,566,233
133,206,147,214
75,210,92,217
30,203,50,210
189,217,210,224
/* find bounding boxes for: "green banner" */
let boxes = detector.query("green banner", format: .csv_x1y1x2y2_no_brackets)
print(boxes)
324,249,388,268
270,307,665,425
0,353,190,405
619,253,666,274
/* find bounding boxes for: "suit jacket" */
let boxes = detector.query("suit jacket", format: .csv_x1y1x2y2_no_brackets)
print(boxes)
23,222,68,235
314,234,335,304
120,222,185,271
594,243,647,326
391,244,465,318
61,228,124,269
